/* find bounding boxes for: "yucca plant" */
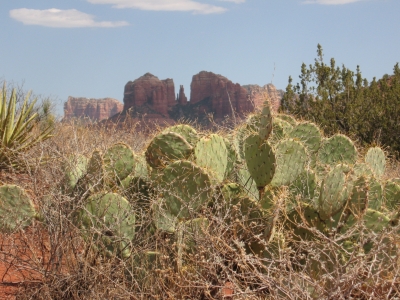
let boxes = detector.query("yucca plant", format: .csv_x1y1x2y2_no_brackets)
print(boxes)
0,83,54,169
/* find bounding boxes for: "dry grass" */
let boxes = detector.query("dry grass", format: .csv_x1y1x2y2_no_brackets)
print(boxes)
0,118,399,300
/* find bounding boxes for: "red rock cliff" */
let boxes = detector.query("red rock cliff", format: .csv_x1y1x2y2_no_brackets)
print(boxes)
190,71,254,119
242,84,283,112
123,73,176,116
64,97,123,121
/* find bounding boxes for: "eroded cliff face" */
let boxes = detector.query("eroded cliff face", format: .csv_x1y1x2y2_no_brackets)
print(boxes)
242,84,284,112
67,72,283,127
123,73,176,117
64,97,123,121
190,71,253,120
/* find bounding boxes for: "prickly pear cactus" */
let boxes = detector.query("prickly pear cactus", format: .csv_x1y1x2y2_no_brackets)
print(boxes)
317,134,357,166
368,178,383,211
271,118,293,143
194,134,232,183
318,164,349,220
78,192,136,258
159,160,212,219
276,114,297,127
259,101,273,140
0,184,38,231
348,176,369,217
384,180,400,210
289,169,318,204
271,139,308,187
289,122,322,153
235,163,259,200
76,149,104,194
162,124,199,147
145,132,193,169
104,143,135,182
244,134,276,190
63,154,88,193
365,147,386,179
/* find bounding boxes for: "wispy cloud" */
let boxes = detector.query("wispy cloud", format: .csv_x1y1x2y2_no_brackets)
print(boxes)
9,8,129,28
302,0,365,4
219,0,246,3
86,0,228,14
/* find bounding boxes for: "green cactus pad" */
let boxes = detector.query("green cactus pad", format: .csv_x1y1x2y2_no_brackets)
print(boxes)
236,163,259,200
289,169,318,203
78,192,136,258
368,178,383,211
271,118,293,143
317,134,357,166
63,154,88,193
133,153,149,178
260,186,277,211
77,149,104,194
223,138,238,179
0,185,38,231
145,132,193,169
348,176,369,217
276,114,297,127
244,134,276,190
353,163,373,177
259,101,273,140
344,209,390,233
162,124,199,147
271,139,308,187
152,202,177,233
195,134,231,183
160,160,212,219
220,183,242,202
384,180,400,210
287,203,321,241
318,164,348,220
289,122,322,153
233,123,253,160
104,143,135,182
365,147,386,179
177,218,209,253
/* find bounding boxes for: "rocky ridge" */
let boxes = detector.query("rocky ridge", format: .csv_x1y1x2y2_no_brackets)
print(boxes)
64,97,123,122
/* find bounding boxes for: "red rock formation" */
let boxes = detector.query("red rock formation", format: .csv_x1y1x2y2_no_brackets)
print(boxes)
242,84,283,112
177,85,188,105
64,97,123,121
190,71,254,120
123,73,176,116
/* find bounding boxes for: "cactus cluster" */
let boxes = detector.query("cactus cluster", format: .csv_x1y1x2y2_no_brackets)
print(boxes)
41,100,400,270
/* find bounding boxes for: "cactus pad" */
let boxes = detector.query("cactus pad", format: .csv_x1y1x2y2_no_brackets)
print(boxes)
318,164,348,220
317,134,357,166
104,143,135,182
276,114,297,127
244,134,276,190
384,180,400,210
271,139,308,187
289,122,322,153
271,118,293,143
160,160,212,219
0,184,37,231
259,101,273,140
78,192,136,258
63,154,88,193
365,147,386,179
195,134,232,183
146,132,193,169
162,124,199,146
348,176,369,217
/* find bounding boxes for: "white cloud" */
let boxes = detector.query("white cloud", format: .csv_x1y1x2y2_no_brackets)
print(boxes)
219,0,246,3
9,8,129,28
302,0,365,4
87,0,227,14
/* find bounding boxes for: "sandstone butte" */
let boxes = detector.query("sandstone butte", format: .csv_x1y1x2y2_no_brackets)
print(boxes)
64,71,283,127
64,97,123,122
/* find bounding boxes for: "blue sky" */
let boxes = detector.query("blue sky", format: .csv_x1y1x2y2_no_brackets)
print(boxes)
1,0,399,116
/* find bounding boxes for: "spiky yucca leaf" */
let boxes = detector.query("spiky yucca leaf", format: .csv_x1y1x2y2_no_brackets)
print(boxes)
0,83,54,169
